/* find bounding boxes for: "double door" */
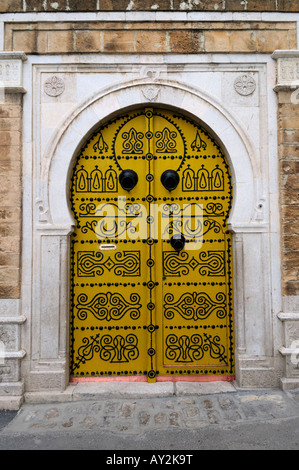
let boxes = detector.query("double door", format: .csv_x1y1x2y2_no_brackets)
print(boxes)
70,108,234,381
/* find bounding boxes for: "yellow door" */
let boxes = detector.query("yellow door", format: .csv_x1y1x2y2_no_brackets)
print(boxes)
70,108,234,381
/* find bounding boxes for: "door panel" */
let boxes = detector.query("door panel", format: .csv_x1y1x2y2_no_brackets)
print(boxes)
70,108,234,381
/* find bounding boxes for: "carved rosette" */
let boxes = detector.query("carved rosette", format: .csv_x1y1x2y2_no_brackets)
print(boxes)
44,75,65,97
234,74,256,96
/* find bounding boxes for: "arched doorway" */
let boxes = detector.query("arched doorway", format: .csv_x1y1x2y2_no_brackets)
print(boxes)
69,107,234,382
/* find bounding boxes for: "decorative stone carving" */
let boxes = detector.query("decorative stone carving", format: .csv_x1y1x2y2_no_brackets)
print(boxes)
142,85,160,102
280,60,299,82
36,198,50,223
254,197,267,222
0,52,27,93
234,74,256,96
44,75,65,97
0,62,19,84
140,66,163,80
272,51,299,91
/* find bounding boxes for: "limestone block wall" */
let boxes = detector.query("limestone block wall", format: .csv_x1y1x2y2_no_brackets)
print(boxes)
4,21,297,54
277,91,299,297
0,92,22,300
272,51,299,390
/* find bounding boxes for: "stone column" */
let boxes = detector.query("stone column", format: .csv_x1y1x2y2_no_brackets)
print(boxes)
0,52,27,409
272,50,299,390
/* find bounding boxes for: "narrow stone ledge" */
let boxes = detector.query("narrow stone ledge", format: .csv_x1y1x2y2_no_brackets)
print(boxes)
279,346,299,356
280,377,299,391
0,315,26,324
0,395,23,411
24,382,175,403
24,386,75,404
0,380,24,410
278,312,299,321
72,381,175,400
175,381,237,396
0,349,26,360
24,380,239,404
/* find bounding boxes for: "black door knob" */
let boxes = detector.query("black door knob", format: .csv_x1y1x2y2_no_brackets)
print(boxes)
119,169,138,191
170,234,185,252
161,170,180,191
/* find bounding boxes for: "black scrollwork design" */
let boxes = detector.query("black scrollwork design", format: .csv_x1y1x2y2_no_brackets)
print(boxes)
122,128,144,154
76,335,101,365
81,220,98,234
113,251,141,276
165,333,227,364
203,333,227,363
205,202,224,217
76,292,142,321
80,202,145,238
191,130,207,151
155,128,177,153
93,132,109,154
161,203,221,239
78,251,104,277
78,202,97,217
165,334,204,362
197,251,225,276
99,334,139,363
163,251,190,277
163,292,226,321
75,333,139,366
78,251,141,277
163,251,225,277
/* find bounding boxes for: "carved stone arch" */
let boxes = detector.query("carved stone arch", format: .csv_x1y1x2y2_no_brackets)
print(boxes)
41,79,256,233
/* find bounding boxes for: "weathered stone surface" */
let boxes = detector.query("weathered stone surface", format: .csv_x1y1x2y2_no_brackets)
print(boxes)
1,0,299,12
4,21,297,54
75,31,102,53
103,30,136,53
24,0,98,11
277,88,299,296
0,93,22,300
0,0,22,13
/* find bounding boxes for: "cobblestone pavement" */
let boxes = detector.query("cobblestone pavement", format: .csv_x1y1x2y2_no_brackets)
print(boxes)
1,387,299,450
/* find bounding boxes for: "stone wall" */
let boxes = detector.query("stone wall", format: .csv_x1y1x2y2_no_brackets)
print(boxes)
1,0,299,12
278,90,299,297
4,21,297,54
0,92,22,300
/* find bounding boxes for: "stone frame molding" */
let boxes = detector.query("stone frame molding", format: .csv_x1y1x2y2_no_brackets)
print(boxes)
17,57,285,399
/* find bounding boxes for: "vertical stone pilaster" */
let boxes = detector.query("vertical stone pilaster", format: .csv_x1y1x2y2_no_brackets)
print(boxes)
0,52,27,409
0,52,26,300
273,50,299,390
